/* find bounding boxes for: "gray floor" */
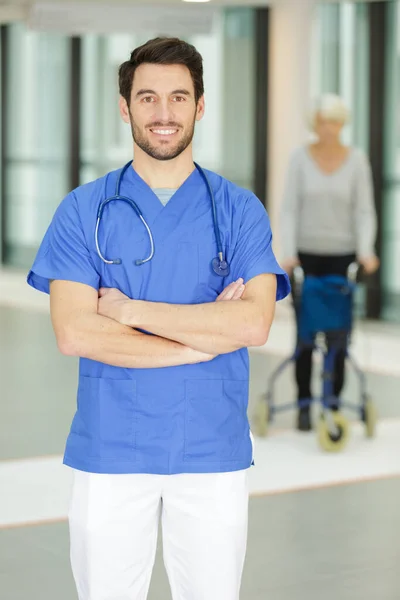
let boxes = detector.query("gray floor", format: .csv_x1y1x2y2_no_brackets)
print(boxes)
1,306,400,599
1,477,400,600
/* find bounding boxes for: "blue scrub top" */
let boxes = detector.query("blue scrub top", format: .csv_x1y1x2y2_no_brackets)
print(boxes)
28,165,290,475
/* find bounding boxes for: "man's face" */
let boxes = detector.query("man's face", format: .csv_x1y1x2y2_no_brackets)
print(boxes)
120,63,205,161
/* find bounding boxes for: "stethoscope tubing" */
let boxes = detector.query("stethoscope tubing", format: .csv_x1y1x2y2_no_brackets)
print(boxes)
95,161,228,275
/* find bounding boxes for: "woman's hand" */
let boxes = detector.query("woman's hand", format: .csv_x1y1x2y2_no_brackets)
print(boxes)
281,257,300,276
358,255,380,275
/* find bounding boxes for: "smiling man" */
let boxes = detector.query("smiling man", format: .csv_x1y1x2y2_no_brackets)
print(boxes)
27,37,290,600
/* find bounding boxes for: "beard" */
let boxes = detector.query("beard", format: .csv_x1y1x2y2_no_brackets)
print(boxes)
129,113,196,161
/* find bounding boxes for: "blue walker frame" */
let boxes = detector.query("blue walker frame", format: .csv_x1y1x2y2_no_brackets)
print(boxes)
264,264,371,428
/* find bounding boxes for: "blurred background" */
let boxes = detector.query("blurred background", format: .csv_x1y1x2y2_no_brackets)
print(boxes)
0,1,399,599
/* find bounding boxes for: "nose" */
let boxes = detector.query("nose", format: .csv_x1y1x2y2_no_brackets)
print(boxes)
154,98,174,124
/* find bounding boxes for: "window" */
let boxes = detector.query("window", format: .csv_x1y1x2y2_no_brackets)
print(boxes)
311,2,369,150
3,23,71,268
382,0,400,321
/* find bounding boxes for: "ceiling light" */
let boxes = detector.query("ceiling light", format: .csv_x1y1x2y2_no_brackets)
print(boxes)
182,0,211,3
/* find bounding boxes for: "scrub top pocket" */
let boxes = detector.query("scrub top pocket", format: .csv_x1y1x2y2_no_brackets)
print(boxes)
184,379,248,462
70,376,137,462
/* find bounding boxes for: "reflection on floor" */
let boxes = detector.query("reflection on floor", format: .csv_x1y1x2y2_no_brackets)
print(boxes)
2,419,400,529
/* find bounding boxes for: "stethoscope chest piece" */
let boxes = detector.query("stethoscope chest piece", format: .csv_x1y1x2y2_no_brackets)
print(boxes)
212,256,230,277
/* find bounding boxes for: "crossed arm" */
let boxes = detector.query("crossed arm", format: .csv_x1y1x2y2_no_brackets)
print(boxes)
97,274,277,355
51,280,213,369
51,274,277,368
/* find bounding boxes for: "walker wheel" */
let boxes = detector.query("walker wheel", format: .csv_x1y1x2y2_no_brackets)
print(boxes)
253,398,269,438
317,412,349,452
361,397,377,439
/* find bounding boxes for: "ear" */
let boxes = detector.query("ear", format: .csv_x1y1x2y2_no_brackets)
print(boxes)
195,95,205,122
119,96,131,124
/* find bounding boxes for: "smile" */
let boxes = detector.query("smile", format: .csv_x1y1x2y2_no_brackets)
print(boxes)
150,129,178,136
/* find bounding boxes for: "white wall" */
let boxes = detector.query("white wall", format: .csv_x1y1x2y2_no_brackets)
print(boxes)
267,0,317,257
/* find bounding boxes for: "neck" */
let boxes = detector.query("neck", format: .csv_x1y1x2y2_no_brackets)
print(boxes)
132,144,195,189
315,139,343,152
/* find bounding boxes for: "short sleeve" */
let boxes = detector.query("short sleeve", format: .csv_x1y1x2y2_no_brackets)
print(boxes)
27,191,100,295
230,194,290,301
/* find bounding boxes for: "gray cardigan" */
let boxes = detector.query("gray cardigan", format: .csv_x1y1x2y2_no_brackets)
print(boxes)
280,146,377,259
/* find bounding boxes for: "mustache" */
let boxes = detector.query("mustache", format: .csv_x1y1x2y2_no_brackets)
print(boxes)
146,122,182,129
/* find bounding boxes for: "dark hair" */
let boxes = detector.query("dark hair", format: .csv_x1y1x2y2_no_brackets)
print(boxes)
118,37,204,106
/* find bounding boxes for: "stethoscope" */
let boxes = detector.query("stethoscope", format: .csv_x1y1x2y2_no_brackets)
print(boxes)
95,161,230,277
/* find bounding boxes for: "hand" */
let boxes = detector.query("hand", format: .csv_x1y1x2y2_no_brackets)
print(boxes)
98,287,131,324
216,278,246,302
281,257,300,276
186,347,216,364
358,255,380,275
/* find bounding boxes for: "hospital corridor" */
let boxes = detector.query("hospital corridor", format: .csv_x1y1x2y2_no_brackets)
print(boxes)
1,0,400,599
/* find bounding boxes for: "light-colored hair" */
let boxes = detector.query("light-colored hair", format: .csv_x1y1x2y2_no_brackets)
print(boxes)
309,94,350,128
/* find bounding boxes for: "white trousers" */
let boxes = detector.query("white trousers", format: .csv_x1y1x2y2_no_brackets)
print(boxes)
69,469,249,600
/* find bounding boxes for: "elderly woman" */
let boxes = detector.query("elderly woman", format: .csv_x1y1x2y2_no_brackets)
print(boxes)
280,94,379,432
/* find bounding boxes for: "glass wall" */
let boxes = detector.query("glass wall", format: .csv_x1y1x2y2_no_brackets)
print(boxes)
311,2,370,150
1,9,257,269
80,34,137,184
3,24,71,268
382,0,400,321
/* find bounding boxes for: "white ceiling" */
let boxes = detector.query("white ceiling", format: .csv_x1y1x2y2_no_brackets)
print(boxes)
0,0,388,31
0,0,388,7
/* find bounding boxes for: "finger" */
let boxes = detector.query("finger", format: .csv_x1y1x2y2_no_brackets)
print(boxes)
216,287,230,300
216,279,243,302
99,287,117,298
222,283,241,301
231,285,245,300
224,279,243,290
216,281,237,301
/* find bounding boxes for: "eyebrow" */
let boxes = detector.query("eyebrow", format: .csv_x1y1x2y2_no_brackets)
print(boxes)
171,89,191,96
135,89,157,98
135,88,192,98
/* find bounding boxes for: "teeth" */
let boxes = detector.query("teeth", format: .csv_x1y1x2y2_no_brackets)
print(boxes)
152,129,177,135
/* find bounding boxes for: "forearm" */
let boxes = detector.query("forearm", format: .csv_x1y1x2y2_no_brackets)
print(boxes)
356,154,378,258
356,212,377,258
55,311,211,368
125,298,269,354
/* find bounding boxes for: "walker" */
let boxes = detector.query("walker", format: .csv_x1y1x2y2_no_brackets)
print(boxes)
254,264,377,452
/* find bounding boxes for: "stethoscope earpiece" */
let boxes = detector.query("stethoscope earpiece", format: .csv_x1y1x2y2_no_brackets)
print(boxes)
95,161,230,278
